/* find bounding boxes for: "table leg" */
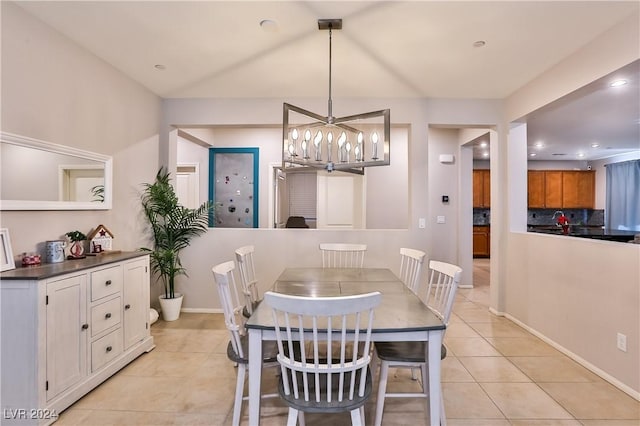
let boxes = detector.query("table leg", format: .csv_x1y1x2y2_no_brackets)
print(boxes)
248,328,263,425
427,330,443,425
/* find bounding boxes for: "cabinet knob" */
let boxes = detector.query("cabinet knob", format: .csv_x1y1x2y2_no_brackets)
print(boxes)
106,346,113,352
105,280,112,286
124,304,131,310
81,323,89,330
105,312,112,319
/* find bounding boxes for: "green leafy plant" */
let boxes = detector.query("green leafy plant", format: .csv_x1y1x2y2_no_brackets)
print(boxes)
65,230,87,242
140,167,212,299
91,184,105,202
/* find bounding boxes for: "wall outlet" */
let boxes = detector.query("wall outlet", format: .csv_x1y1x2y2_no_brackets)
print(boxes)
617,333,627,352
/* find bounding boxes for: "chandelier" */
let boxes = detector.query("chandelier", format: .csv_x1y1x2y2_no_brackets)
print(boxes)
282,19,390,175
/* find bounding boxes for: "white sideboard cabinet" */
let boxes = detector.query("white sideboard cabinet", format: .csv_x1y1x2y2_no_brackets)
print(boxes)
1,253,155,425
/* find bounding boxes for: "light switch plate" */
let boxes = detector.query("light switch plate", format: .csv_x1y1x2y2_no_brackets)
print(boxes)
418,218,426,228
436,215,445,224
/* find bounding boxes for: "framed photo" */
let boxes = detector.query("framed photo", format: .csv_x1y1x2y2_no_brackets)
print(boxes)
0,228,16,272
209,147,259,228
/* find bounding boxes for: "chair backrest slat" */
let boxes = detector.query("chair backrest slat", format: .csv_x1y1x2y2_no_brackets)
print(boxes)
319,243,367,268
264,291,381,404
399,247,426,294
212,261,246,358
424,260,462,326
235,245,260,314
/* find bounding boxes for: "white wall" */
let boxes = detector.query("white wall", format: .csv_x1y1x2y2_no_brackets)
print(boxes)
504,12,640,397
162,97,503,311
0,2,161,256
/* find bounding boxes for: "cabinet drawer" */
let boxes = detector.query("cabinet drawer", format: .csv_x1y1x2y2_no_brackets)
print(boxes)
91,265,122,301
91,297,121,336
91,328,123,372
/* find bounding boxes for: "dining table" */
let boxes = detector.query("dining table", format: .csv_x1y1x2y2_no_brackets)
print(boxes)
245,267,446,425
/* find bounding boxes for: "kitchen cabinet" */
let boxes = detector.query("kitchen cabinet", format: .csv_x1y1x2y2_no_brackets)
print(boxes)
46,274,88,400
1,253,154,425
473,170,490,208
562,171,595,208
527,170,595,208
473,226,490,257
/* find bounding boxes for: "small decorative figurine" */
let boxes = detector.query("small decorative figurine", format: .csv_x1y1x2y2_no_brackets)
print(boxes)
87,224,115,253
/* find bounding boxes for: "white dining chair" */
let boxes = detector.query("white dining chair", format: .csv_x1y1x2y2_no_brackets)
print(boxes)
211,261,278,426
399,247,426,294
373,260,462,426
234,245,261,317
263,290,382,426
319,243,367,268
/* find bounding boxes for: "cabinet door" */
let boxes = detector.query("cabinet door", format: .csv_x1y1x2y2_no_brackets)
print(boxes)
123,258,149,350
46,274,87,400
527,171,545,207
473,170,484,208
482,170,491,207
561,171,580,207
544,171,563,208
473,226,490,257
576,171,595,208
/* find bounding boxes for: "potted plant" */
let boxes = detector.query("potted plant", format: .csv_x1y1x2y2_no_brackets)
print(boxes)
140,167,212,321
65,230,87,259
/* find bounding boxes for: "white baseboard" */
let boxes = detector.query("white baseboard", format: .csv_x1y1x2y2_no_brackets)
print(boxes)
504,313,640,402
179,307,224,314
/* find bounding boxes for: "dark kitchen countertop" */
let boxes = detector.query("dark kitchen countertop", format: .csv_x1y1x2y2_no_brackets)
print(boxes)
527,225,638,242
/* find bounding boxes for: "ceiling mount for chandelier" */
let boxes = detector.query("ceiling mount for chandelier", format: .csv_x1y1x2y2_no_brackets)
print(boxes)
282,18,390,175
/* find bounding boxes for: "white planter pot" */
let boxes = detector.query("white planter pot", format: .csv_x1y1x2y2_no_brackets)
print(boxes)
158,293,183,322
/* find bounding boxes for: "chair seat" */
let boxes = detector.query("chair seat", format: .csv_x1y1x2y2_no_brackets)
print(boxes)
278,367,373,413
375,341,447,363
227,334,279,364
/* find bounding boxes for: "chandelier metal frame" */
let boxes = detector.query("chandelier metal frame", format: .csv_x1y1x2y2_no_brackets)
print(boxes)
282,18,390,175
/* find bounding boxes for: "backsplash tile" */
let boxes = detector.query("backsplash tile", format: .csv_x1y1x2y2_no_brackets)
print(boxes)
527,209,604,226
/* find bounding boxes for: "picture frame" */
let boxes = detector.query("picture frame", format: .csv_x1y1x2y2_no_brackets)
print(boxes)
209,147,259,228
0,228,16,272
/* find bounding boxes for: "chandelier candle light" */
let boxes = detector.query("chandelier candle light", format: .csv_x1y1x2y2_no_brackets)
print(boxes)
282,19,390,175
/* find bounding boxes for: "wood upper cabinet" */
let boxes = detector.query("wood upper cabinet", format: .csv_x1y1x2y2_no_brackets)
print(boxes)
527,171,545,208
544,171,563,208
527,170,595,208
562,171,595,208
473,170,490,208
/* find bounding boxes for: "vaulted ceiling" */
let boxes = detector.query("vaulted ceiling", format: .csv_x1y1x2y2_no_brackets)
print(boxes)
12,1,640,160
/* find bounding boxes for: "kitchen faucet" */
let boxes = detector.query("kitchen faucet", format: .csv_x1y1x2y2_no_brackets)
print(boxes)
552,211,564,222
552,210,570,234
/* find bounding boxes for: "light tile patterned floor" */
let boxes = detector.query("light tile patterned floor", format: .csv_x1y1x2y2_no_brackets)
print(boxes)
57,259,639,425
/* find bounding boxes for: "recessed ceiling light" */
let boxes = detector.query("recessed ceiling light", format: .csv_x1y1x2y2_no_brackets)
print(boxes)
610,79,627,87
472,40,486,48
479,141,488,147
577,152,585,158
529,153,537,157
482,152,489,157
260,19,278,32
591,143,600,148
534,141,544,149
154,64,166,71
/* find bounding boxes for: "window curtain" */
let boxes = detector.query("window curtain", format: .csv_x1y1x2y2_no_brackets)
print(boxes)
605,159,640,231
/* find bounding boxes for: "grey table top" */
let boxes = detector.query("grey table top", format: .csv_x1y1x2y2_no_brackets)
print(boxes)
247,267,445,333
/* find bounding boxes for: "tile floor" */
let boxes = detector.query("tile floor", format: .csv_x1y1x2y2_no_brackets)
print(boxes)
57,259,639,425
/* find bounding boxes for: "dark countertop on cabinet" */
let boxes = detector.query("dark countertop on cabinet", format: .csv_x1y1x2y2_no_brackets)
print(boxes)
0,251,148,281
527,225,637,242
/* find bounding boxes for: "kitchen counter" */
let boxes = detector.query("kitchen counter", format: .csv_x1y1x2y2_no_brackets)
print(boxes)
527,225,638,242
